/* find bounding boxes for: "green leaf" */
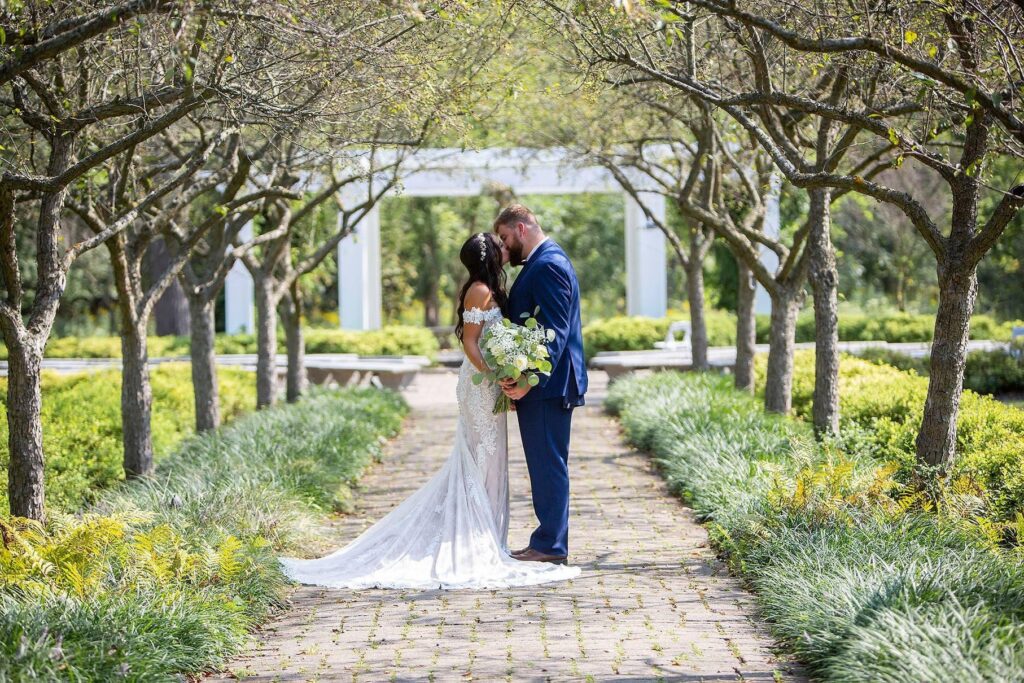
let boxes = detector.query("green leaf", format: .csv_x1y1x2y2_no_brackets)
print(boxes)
526,318,538,329
887,128,899,147
472,373,484,385
527,374,540,387
904,30,918,44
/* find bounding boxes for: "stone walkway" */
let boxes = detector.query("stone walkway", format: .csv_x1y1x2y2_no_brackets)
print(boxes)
218,371,799,682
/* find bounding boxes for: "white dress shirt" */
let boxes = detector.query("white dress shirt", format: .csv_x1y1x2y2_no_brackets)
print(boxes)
523,236,549,263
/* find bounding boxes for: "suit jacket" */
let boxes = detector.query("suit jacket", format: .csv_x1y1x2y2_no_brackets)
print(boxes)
507,240,588,407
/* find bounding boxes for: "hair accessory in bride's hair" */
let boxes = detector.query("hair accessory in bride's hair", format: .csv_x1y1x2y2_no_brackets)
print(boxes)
477,234,487,262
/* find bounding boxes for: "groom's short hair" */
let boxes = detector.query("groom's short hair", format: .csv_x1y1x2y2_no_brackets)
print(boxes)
493,204,538,232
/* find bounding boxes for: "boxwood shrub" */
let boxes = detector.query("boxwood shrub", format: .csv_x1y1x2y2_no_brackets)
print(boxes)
858,340,1024,396
583,312,1022,358
0,325,440,361
0,364,255,513
758,352,1024,524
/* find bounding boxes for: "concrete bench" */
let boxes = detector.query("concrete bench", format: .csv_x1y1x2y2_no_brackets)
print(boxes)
206,353,425,390
591,349,696,381
654,320,692,350
302,355,425,390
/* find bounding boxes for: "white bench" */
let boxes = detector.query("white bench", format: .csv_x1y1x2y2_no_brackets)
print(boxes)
303,355,426,390
199,353,426,391
654,321,692,350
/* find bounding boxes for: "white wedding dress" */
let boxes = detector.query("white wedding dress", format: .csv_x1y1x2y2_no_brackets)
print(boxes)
280,307,581,589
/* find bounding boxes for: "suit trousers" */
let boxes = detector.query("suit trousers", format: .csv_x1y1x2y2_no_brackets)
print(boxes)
515,397,574,557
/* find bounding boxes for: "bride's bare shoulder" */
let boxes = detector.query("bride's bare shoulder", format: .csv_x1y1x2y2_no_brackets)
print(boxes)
463,282,495,310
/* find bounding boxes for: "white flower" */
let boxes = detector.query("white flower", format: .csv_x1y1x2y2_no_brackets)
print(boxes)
514,355,529,371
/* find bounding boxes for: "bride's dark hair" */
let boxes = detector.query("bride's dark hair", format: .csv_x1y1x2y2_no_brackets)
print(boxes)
455,232,508,342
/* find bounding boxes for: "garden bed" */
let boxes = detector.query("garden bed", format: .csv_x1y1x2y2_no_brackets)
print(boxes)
607,368,1024,681
0,364,256,513
0,386,407,681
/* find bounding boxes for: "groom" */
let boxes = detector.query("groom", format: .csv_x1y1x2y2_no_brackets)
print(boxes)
494,204,587,565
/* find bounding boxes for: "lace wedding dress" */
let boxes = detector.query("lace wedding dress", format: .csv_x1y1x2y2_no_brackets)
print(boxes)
279,307,581,589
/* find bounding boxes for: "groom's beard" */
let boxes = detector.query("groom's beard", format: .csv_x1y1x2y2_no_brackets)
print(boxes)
509,242,525,267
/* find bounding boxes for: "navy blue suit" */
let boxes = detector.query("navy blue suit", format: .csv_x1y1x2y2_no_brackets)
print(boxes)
507,239,587,557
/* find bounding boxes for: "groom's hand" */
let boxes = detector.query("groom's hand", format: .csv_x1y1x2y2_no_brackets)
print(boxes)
502,383,531,401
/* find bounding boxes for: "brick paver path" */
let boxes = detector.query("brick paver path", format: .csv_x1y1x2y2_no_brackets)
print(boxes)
219,371,799,682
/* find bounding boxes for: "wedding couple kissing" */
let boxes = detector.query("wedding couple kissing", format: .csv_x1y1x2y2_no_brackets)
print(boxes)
281,203,588,589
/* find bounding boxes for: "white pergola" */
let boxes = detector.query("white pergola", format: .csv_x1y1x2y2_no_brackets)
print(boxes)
224,147,776,333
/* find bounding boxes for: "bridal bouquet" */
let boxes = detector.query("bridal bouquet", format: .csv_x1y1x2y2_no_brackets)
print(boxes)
472,308,555,413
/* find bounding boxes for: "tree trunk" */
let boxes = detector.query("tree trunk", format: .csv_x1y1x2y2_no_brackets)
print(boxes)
121,322,154,477
806,188,840,437
188,295,220,432
4,332,46,520
148,238,191,336
915,262,977,468
896,271,906,312
764,288,802,414
685,254,708,371
281,283,306,404
254,277,278,409
734,259,757,393
423,287,440,328
2,136,74,519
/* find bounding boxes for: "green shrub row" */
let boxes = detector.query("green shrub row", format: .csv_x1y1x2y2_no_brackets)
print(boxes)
583,312,1023,358
0,386,408,681
607,372,1024,681
582,311,736,360
0,365,256,513
767,352,1024,524
0,325,440,361
858,340,1024,396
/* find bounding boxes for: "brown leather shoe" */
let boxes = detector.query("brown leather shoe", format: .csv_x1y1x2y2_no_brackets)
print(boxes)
512,548,568,565
510,546,531,557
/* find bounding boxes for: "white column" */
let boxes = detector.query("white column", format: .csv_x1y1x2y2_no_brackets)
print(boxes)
754,174,782,315
338,202,383,330
624,192,668,318
225,220,255,334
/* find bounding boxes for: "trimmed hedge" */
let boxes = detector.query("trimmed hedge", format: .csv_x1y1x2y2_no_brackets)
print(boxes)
582,311,736,361
760,352,1024,525
583,312,1023,358
607,372,1024,681
859,340,1024,396
0,325,440,361
0,387,407,681
0,365,256,513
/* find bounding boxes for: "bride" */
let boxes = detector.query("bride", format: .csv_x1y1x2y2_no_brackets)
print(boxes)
280,232,581,589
